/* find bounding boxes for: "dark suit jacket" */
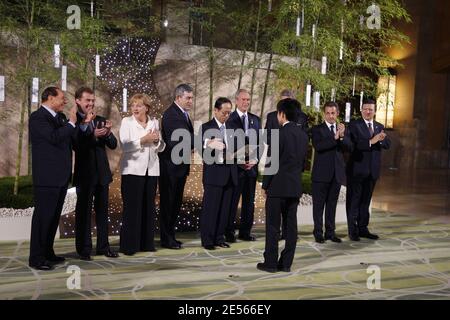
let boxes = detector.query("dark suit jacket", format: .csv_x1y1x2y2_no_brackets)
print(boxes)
262,122,308,198
29,106,75,187
265,109,309,147
160,103,194,177
226,110,261,178
347,119,391,180
201,119,238,187
72,114,117,187
311,122,353,185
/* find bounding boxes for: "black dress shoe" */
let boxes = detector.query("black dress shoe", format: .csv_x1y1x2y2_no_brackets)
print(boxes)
30,261,54,271
225,235,236,243
256,263,277,273
102,249,119,258
47,255,65,264
175,239,183,245
315,236,325,244
277,265,291,272
215,242,230,248
359,232,379,240
161,243,182,250
349,235,360,241
141,247,157,252
79,254,92,261
204,245,216,250
325,235,342,243
238,235,256,241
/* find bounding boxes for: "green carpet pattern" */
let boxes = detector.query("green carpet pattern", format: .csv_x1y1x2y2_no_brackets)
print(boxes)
1,209,450,300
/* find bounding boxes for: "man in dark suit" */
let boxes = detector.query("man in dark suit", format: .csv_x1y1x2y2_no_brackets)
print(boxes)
311,102,353,244
264,90,308,240
226,89,261,242
72,87,119,260
159,84,195,249
200,97,238,250
346,99,391,241
28,87,78,270
258,98,308,273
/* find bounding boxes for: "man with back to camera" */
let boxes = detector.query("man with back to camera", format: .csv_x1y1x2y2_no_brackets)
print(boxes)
258,98,308,273
264,89,308,240
346,99,391,241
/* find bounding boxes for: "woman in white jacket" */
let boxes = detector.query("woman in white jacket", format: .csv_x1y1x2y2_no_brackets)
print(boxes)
119,93,165,255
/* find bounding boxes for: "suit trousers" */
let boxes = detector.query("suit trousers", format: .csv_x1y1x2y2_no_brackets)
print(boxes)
264,197,299,269
346,175,377,236
312,178,341,238
29,185,68,266
227,173,257,237
201,177,235,247
120,174,157,254
159,170,187,246
75,183,110,256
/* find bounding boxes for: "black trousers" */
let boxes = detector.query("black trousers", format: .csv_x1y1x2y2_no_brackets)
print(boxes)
263,197,299,269
227,173,257,238
29,185,67,266
120,174,157,254
346,175,377,236
312,178,341,238
201,178,235,247
159,170,187,246
75,183,110,256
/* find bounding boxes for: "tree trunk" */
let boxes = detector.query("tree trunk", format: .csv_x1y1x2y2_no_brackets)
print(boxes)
249,0,262,112
237,49,246,90
14,87,27,195
260,52,273,120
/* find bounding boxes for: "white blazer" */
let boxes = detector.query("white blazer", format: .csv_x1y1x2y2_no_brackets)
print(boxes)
119,115,166,176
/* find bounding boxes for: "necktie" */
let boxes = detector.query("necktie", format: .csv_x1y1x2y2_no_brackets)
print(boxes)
241,114,249,135
220,124,226,145
330,124,335,135
184,111,190,123
368,122,374,137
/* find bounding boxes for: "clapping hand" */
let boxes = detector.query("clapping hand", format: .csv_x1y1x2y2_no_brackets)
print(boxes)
84,111,96,124
338,123,346,138
370,130,387,144
141,129,160,145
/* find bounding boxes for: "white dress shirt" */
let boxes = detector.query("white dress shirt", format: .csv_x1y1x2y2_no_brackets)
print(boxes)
119,115,166,176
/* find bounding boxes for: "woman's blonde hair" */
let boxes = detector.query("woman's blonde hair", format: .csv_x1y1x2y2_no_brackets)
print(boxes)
130,93,152,115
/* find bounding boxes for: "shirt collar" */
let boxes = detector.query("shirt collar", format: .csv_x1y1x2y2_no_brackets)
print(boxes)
236,108,247,118
174,102,187,115
364,119,373,126
282,121,290,127
214,117,225,128
325,120,336,129
41,104,57,117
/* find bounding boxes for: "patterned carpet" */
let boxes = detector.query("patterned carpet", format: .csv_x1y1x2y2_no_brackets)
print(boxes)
1,209,450,300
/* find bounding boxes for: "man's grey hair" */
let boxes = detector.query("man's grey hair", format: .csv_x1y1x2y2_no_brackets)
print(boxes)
280,89,295,99
174,84,193,99
235,88,250,99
